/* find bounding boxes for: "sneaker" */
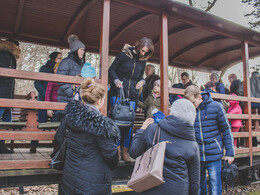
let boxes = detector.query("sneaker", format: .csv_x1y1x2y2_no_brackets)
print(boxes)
0,147,14,154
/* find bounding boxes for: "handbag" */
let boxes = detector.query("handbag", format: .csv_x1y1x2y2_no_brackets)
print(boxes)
127,126,169,193
110,87,135,128
49,130,68,170
222,160,238,191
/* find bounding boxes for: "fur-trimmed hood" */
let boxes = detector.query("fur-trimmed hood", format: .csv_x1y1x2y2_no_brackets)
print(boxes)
0,40,21,59
65,100,120,139
122,44,147,61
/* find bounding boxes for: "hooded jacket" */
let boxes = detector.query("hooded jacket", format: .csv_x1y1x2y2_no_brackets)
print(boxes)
194,90,235,162
56,52,83,103
109,44,146,101
34,60,55,101
215,81,225,94
227,97,243,128
0,40,20,99
58,101,120,195
129,115,200,195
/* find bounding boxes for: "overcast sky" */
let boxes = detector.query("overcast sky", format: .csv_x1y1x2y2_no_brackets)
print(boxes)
174,0,258,86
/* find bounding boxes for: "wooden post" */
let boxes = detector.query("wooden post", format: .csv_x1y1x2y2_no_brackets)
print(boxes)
242,41,253,166
99,0,110,116
160,13,169,115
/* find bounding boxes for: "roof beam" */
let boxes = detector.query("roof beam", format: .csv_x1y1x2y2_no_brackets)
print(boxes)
62,0,98,42
169,35,227,62
197,45,243,67
109,12,152,46
152,24,193,45
14,0,25,34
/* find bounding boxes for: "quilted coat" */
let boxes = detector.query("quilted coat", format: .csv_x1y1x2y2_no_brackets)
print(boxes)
58,101,120,195
194,90,235,162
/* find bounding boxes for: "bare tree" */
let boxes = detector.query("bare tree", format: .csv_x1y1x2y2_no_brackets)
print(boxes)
188,0,218,12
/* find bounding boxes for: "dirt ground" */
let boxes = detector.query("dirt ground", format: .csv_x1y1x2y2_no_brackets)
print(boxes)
1,182,260,195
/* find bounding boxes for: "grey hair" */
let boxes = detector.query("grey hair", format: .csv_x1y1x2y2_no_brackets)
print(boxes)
170,98,196,125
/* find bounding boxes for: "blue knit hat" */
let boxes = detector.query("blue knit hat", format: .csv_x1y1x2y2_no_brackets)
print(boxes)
153,111,165,123
81,62,96,78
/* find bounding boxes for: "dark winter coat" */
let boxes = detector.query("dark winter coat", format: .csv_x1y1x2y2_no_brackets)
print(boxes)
142,74,160,101
129,116,200,195
215,81,225,94
230,79,243,96
56,52,83,103
169,83,185,104
58,100,120,195
34,60,55,101
250,76,260,98
0,40,20,99
194,90,235,162
109,44,147,101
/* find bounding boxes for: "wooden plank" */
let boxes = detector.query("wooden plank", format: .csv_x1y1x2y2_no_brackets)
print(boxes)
235,148,249,154
0,153,11,160
226,114,248,120
242,41,253,166
252,132,260,137
160,13,169,115
253,147,260,153
0,68,101,84
0,168,61,177
99,0,110,116
38,122,60,129
0,122,26,129
0,160,51,170
232,132,249,138
0,98,66,110
0,131,55,140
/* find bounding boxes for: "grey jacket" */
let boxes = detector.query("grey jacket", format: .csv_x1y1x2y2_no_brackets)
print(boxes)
250,77,260,98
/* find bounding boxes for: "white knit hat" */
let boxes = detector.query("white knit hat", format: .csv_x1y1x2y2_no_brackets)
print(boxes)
170,98,196,125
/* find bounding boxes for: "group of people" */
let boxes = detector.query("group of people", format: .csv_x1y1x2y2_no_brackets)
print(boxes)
0,34,258,194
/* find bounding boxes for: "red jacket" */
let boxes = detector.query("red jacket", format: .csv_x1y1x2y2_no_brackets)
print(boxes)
45,82,59,102
227,95,243,128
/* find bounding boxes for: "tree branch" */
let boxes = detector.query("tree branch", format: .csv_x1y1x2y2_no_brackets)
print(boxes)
205,0,218,12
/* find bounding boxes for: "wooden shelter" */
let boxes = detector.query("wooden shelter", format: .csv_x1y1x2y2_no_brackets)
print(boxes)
1,0,260,190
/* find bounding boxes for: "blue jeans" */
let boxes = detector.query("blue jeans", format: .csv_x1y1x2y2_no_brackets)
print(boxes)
200,160,222,195
110,96,136,148
0,108,12,148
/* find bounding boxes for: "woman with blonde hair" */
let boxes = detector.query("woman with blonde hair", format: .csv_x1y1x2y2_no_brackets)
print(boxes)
55,78,120,194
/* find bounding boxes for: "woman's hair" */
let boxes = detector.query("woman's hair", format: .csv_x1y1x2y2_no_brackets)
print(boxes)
49,51,61,61
184,84,201,99
81,78,106,104
134,37,154,59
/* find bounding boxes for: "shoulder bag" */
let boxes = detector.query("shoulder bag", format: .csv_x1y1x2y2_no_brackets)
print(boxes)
110,87,135,128
127,126,170,192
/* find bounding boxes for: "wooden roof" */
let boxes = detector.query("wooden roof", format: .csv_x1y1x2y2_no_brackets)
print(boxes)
1,0,260,72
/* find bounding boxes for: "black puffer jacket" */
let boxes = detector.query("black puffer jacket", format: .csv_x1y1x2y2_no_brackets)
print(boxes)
59,101,120,195
56,52,83,103
129,115,200,195
109,44,146,101
0,40,20,99
34,60,55,101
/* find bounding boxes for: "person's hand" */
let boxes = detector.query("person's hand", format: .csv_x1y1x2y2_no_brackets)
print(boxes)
136,80,144,89
141,118,154,130
225,156,234,164
47,110,54,118
116,81,123,88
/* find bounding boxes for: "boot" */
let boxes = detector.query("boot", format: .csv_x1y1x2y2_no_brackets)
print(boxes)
121,147,131,163
117,146,121,161
30,146,37,153
0,147,14,154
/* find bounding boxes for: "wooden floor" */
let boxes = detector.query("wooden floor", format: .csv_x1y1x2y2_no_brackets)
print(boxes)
0,148,52,161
